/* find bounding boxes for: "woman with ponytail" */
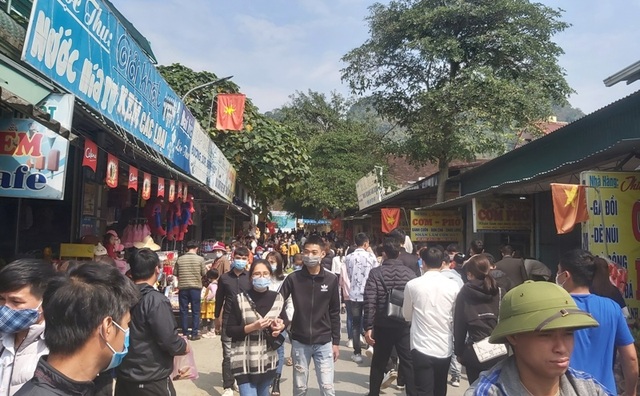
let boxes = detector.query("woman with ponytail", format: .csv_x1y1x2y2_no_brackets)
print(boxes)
453,254,507,385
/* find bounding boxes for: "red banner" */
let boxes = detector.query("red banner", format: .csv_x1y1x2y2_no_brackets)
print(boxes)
177,182,183,199
82,139,98,172
157,177,165,197
216,93,246,131
128,166,138,191
381,208,401,234
182,184,188,202
141,172,151,200
168,180,176,202
106,154,118,188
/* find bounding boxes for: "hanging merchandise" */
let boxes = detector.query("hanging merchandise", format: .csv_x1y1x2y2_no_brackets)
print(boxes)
166,201,182,241
82,138,98,172
128,166,138,191
168,180,176,202
106,154,118,188
144,197,166,237
179,194,195,240
158,177,165,197
121,218,151,248
142,172,151,200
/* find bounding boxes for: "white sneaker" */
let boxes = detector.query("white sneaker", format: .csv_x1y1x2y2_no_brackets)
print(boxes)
451,376,460,387
364,346,374,359
381,370,397,389
221,389,234,396
346,339,353,348
350,354,363,364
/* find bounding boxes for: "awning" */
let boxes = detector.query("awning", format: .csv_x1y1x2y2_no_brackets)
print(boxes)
0,86,71,138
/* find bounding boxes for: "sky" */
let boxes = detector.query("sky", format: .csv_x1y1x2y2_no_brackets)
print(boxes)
109,0,640,116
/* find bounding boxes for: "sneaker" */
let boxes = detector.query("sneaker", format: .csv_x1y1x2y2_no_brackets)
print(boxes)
221,389,234,396
189,334,201,341
364,346,374,359
346,339,353,348
451,376,460,387
381,370,397,389
350,354,364,364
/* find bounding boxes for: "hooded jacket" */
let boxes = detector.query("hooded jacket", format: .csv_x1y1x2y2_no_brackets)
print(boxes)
453,279,502,358
117,284,187,383
279,266,341,345
363,258,416,330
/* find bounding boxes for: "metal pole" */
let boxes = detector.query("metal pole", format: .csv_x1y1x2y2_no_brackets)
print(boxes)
181,76,233,102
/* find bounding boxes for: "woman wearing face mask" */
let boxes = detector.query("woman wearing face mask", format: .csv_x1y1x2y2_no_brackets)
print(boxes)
210,242,231,274
226,259,288,396
0,259,56,395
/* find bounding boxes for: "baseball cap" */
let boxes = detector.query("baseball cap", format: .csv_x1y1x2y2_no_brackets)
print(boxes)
489,281,599,344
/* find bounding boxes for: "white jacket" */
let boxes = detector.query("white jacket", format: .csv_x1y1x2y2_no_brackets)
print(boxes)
0,322,48,395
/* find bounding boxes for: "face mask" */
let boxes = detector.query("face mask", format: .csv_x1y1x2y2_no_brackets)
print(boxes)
555,271,567,288
253,277,271,291
0,302,41,333
232,259,248,271
215,251,223,259
417,258,423,268
270,264,278,271
104,321,129,370
302,255,321,267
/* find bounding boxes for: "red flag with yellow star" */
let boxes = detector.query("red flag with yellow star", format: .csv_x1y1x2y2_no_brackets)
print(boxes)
551,183,589,234
381,208,401,234
216,93,246,131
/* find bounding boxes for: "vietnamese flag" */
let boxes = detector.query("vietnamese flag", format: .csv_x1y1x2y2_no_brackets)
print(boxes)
381,208,401,234
551,183,589,234
157,177,165,197
82,139,98,172
216,93,246,131
128,166,138,191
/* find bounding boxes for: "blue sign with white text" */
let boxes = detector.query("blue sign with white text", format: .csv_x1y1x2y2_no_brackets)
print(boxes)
22,0,192,172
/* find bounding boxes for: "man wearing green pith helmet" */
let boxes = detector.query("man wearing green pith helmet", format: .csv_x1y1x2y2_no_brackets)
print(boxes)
465,281,613,396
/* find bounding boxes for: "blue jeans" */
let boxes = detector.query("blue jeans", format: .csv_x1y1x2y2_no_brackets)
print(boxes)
276,330,288,374
238,377,272,396
291,340,335,396
345,300,353,340
178,288,201,337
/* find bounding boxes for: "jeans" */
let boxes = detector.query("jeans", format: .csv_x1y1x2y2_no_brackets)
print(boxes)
449,356,461,379
238,377,272,396
221,326,235,389
411,350,451,396
350,301,364,355
345,300,353,340
369,326,416,396
178,288,201,337
292,340,335,396
276,330,288,375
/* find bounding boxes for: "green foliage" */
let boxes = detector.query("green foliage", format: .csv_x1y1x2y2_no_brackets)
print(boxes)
272,91,388,215
341,0,573,201
552,103,585,123
158,64,310,213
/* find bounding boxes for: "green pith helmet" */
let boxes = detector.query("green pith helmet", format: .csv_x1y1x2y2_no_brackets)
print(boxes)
489,281,599,344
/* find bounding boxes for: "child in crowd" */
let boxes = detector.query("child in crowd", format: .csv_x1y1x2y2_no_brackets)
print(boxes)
201,269,219,338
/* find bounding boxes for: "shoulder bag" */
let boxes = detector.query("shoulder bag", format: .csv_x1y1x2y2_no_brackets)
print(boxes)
379,276,406,322
472,288,508,363
242,292,285,351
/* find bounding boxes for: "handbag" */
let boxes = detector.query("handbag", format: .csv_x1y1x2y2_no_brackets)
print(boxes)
471,288,507,363
379,276,406,322
243,292,285,351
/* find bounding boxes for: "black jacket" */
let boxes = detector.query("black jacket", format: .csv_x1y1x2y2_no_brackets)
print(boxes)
495,256,528,286
215,269,252,321
453,280,502,357
280,266,341,345
363,259,416,330
398,249,421,277
117,284,187,382
490,268,514,292
15,356,94,396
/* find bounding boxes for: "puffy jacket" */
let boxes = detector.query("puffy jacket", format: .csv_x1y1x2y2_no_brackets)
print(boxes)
174,252,205,289
363,259,417,330
0,322,47,395
117,284,187,383
279,266,341,345
453,280,502,357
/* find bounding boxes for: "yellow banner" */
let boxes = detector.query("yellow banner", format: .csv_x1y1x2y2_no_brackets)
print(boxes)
473,197,532,232
582,171,640,317
410,210,463,242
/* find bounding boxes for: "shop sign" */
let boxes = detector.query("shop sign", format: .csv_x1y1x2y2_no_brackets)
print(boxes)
356,171,382,210
208,143,237,202
582,171,640,317
0,93,73,200
82,138,98,171
410,210,463,242
271,211,297,231
21,0,237,188
472,197,532,232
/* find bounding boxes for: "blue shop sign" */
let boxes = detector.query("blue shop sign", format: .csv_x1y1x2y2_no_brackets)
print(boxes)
22,0,194,172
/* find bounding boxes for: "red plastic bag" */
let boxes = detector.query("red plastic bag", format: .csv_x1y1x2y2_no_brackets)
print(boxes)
171,345,198,381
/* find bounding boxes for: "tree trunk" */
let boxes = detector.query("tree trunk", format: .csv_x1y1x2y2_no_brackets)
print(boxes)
436,158,449,203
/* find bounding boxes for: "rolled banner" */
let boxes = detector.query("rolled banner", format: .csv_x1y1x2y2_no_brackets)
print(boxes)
106,154,118,188
142,172,151,200
128,166,138,191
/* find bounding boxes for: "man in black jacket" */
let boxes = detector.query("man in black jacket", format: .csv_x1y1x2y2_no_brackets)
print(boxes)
280,235,341,396
388,228,420,277
494,245,528,287
116,249,188,396
363,239,417,396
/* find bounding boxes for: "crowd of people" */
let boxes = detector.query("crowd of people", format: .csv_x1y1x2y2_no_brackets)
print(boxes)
0,227,636,396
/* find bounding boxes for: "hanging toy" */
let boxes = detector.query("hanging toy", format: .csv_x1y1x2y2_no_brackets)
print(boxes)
166,201,182,241
145,197,166,237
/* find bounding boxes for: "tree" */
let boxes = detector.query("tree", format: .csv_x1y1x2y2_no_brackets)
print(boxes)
270,91,388,215
342,0,573,202
158,64,310,213
552,103,585,123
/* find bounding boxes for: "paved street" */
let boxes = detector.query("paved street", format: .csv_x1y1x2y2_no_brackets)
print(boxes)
174,316,469,395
